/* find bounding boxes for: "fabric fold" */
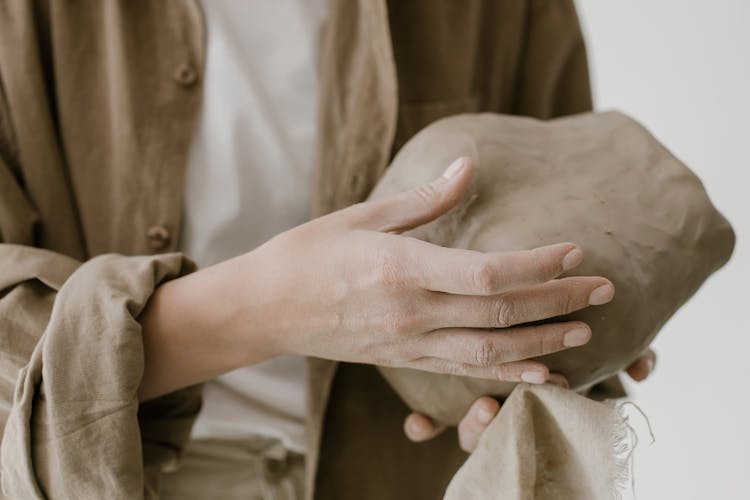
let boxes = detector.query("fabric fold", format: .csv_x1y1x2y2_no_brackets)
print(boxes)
0,249,200,499
445,383,623,500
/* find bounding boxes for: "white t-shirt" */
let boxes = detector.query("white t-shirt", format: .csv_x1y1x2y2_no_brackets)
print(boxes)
180,0,328,454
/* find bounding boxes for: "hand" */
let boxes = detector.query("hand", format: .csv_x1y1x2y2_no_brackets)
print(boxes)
243,157,612,372
139,157,614,400
624,348,656,382
403,349,657,452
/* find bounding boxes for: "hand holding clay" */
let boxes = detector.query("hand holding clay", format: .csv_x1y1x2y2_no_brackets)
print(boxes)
139,155,612,401
240,157,613,382
405,348,657,452
370,112,734,425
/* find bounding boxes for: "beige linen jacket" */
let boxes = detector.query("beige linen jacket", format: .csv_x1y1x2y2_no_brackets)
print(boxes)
0,1,594,498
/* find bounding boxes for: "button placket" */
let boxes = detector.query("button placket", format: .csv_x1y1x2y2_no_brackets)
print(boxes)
173,63,198,86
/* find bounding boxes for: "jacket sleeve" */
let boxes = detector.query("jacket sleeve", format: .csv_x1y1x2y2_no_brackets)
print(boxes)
0,74,201,500
514,0,594,118
0,245,201,500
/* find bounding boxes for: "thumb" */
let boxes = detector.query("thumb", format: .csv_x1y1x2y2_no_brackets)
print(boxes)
348,156,474,233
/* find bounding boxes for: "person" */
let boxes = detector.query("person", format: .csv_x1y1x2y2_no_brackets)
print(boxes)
0,1,655,498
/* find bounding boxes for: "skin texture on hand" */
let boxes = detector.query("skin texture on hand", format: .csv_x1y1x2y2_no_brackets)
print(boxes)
404,349,657,452
138,158,613,401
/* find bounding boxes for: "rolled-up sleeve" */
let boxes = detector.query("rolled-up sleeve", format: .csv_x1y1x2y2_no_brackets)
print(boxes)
0,246,201,499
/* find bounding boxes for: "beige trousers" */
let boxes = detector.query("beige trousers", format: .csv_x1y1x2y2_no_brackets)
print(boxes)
159,437,305,500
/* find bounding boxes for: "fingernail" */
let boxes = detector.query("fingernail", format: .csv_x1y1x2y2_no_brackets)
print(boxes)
563,327,591,347
521,371,547,384
561,247,583,271
477,406,495,424
588,284,615,305
442,157,468,179
646,357,655,374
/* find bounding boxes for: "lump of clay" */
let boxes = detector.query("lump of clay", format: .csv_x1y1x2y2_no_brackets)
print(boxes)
369,112,735,425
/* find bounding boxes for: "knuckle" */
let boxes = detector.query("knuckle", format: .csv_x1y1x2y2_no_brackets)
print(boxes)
514,326,553,359
491,298,516,328
560,281,589,312
373,248,408,288
493,363,514,381
533,328,551,356
557,290,577,315
471,261,501,294
473,338,498,367
411,183,441,206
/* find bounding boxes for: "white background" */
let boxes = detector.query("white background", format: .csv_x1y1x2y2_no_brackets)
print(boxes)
575,1,749,498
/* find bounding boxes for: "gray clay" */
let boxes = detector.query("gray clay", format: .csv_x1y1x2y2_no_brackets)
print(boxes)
369,112,735,425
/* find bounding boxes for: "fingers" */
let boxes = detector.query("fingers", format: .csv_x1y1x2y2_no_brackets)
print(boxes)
343,157,474,233
457,397,501,452
419,321,592,367
547,372,570,388
626,348,656,382
429,277,614,329
406,374,569,450
409,382,569,452
408,357,551,384
403,412,446,443
403,240,585,296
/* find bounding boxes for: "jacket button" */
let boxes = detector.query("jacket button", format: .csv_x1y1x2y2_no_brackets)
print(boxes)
173,63,198,86
146,225,171,250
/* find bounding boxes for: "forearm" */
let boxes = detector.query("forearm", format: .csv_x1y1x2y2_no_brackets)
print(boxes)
137,254,277,401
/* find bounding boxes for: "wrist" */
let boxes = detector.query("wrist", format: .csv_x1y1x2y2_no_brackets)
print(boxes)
137,252,280,401
224,250,287,363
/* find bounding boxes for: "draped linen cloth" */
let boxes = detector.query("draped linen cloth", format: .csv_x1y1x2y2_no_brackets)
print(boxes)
445,384,625,500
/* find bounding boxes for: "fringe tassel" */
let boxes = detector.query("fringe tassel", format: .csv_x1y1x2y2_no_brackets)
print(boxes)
610,400,655,499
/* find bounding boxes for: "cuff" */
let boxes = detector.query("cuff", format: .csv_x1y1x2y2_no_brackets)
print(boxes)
2,252,198,499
